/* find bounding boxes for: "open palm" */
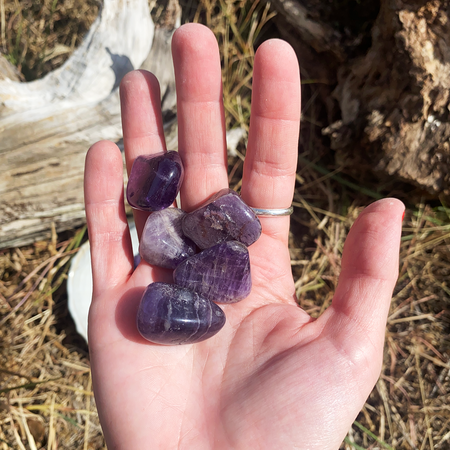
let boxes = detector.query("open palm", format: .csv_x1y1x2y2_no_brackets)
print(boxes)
84,24,403,449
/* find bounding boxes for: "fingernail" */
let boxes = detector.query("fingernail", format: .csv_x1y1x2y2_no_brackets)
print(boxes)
401,211,405,221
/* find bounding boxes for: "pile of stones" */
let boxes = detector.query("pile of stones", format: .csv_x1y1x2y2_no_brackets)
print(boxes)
126,151,261,345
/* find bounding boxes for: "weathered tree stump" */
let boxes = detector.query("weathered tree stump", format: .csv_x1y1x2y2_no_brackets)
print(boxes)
270,0,450,194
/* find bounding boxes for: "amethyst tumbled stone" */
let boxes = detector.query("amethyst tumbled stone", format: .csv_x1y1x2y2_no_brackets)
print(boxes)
139,208,197,269
127,151,184,211
173,241,251,303
182,188,261,249
137,282,226,345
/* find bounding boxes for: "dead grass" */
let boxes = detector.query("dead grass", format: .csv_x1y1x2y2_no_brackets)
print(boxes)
0,0,99,80
292,172,450,448
0,227,104,449
293,69,450,448
1,1,450,449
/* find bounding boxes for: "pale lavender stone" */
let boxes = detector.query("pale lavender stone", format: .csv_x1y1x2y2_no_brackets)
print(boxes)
173,241,251,303
127,151,184,211
182,188,261,249
139,208,197,269
137,282,226,345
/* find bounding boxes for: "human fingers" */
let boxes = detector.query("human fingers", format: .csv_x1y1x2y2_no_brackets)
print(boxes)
84,141,134,298
323,199,404,382
241,40,301,244
172,23,228,211
120,70,166,237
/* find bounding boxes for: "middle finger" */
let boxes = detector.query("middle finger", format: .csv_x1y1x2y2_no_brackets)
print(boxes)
172,23,229,211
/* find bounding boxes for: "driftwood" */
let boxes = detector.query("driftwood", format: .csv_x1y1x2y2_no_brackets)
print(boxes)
270,0,450,194
0,0,179,249
0,0,246,249
0,55,22,82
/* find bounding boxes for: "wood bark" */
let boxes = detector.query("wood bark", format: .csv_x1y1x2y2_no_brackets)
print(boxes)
271,0,450,194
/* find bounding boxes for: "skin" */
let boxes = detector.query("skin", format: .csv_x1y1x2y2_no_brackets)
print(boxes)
84,23,404,450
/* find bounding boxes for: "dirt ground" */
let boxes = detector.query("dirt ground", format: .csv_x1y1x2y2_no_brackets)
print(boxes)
1,1,450,449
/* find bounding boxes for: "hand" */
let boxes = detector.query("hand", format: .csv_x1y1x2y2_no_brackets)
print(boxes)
84,23,404,449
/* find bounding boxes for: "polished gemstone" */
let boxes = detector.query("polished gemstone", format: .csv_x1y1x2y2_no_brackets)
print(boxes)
173,241,251,303
182,188,261,249
127,151,184,211
137,282,226,345
139,208,197,269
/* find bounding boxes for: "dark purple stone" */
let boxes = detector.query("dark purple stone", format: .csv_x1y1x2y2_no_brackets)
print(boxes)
127,151,184,211
173,241,251,303
139,208,197,269
137,282,226,345
182,188,261,249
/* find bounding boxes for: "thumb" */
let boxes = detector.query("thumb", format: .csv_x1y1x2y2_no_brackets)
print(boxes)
321,198,404,383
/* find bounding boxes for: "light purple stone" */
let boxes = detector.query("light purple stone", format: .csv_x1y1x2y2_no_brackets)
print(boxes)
137,282,226,345
182,188,261,249
127,151,184,211
139,208,197,269
173,241,251,303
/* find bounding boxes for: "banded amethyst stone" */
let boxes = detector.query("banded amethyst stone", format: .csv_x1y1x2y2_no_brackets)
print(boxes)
139,208,197,269
182,188,261,249
127,151,184,211
173,241,251,303
137,282,226,345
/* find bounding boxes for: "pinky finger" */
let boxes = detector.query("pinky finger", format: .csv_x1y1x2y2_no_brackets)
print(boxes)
84,141,134,298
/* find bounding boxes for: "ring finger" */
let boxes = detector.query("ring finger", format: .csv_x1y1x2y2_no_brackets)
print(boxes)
120,70,166,238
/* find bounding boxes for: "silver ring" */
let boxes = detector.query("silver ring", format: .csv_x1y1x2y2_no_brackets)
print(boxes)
251,206,294,217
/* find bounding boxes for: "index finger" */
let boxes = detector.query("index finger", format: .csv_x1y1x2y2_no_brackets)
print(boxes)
241,40,301,244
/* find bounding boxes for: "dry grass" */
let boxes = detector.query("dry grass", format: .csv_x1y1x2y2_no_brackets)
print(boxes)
292,172,450,448
0,227,104,449
0,0,99,80
293,68,450,448
1,1,450,449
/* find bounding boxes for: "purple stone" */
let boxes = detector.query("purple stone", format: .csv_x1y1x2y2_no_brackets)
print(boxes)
173,241,251,303
127,151,184,211
133,253,141,269
182,188,261,249
139,208,197,269
137,282,226,345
